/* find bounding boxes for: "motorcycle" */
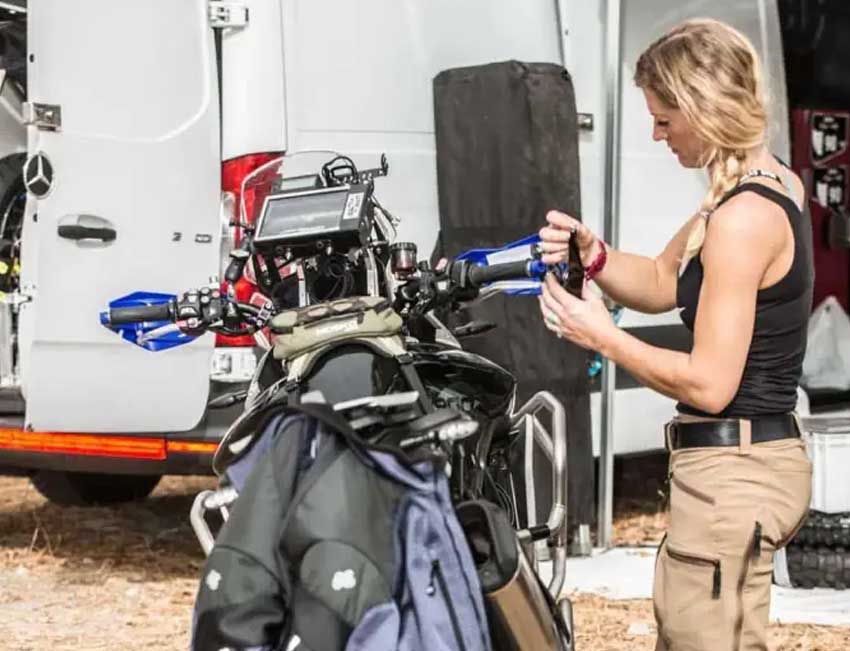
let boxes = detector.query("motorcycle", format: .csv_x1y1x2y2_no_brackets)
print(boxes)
101,151,582,650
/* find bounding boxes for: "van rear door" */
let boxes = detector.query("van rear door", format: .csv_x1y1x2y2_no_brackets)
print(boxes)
18,0,221,432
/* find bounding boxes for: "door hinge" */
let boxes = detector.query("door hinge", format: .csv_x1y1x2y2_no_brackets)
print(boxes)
22,102,61,131
208,1,249,28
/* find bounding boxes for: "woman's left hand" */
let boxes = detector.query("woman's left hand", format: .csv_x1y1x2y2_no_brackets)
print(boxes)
538,273,616,351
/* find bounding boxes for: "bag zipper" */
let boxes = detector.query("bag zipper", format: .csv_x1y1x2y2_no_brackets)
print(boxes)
665,544,722,599
428,559,468,651
671,472,716,505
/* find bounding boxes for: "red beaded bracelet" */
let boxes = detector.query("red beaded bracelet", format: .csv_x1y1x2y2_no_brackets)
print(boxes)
584,240,607,281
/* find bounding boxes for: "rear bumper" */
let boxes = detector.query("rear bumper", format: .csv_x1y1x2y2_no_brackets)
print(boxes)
0,442,216,476
0,382,245,476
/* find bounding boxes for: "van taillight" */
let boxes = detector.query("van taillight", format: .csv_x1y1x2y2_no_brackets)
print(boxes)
218,152,282,347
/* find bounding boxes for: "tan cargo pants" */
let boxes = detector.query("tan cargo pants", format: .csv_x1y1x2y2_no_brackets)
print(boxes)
653,417,812,651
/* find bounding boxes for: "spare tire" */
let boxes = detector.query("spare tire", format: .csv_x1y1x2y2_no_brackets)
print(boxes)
0,152,25,239
786,545,850,590
31,470,162,506
792,511,850,549
0,152,25,293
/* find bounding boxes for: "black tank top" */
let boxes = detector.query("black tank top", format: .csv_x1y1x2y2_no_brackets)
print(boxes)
675,183,814,417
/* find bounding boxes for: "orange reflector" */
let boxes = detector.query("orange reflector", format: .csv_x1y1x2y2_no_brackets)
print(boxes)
0,429,166,460
167,440,219,455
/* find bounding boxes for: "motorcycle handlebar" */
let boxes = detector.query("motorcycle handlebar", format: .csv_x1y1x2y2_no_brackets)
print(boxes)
454,244,583,298
463,259,539,287
450,258,551,290
106,302,174,325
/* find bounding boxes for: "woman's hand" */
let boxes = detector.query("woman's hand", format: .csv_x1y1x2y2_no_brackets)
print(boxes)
538,210,602,266
538,273,617,351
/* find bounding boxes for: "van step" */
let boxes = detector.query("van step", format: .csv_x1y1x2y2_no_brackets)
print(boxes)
0,413,23,428
0,386,24,415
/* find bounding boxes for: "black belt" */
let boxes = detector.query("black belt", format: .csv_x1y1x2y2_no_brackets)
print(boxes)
667,414,800,450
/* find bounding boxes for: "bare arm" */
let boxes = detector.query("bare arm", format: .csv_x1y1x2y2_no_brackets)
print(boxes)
540,211,701,314
594,214,700,313
595,194,782,412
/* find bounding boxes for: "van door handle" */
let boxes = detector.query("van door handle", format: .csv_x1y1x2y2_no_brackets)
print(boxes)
57,225,117,242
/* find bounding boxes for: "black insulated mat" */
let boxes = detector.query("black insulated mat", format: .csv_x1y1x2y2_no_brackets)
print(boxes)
432,60,593,540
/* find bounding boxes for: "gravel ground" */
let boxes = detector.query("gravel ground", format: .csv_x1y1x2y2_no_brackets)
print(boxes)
0,475,213,651
1,473,848,651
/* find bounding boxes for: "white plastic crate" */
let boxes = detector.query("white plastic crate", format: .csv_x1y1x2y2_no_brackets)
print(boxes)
801,416,850,514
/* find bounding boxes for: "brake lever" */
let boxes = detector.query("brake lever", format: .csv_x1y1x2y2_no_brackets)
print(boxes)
137,323,182,345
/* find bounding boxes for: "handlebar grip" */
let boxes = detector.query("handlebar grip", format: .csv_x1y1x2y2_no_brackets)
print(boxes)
465,260,530,287
107,302,174,325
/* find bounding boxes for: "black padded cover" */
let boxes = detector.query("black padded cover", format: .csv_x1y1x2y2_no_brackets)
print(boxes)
432,60,593,536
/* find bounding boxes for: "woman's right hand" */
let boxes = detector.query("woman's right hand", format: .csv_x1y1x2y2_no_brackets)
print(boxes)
538,210,601,266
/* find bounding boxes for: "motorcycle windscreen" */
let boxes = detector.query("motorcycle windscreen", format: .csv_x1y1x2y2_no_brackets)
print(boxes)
17,0,221,432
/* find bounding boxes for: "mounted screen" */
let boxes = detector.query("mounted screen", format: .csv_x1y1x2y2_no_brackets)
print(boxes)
254,186,366,244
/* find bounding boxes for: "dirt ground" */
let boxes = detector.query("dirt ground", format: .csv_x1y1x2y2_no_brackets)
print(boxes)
570,594,850,651
0,475,212,651
1,473,848,651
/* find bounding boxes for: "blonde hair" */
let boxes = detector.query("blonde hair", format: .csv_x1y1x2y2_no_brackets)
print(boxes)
634,19,768,265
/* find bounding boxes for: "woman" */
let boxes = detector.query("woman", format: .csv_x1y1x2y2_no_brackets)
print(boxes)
537,18,813,651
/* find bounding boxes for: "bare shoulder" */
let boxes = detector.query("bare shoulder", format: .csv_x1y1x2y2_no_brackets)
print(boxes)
703,190,786,259
708,190,784,237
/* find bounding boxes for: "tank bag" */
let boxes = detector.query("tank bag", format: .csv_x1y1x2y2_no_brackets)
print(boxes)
268,295,430,410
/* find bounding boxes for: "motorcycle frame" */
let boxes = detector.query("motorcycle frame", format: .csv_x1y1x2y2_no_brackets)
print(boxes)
189,388,569,604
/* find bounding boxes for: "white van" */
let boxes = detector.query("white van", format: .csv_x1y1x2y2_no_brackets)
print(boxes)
0,0,794,503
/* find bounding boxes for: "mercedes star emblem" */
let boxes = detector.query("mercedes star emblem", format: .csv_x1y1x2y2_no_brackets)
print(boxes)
23,152,54,198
